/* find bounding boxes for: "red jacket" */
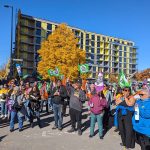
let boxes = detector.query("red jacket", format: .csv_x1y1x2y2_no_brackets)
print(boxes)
88,94,107,115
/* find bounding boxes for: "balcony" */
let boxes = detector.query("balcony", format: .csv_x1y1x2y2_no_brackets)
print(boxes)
21,39,34,45
20,21,35,29
20,30,35,37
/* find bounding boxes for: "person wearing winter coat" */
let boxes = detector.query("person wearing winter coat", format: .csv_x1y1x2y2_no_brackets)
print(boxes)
88,84,107,139
132,89,150,150
29,86,42,128
9,86,26,132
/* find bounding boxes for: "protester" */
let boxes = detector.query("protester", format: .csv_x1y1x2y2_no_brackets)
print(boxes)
67,79,86,135
51,79,67,130
40,81,49,113
9,86,26,132
29,86,42,128
0,84,9,119
88,84,107,139
103,84,113,131
115,86,136,149
132,89,150,150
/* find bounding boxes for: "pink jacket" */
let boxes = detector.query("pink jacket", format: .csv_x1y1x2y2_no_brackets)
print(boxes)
88,94,107,115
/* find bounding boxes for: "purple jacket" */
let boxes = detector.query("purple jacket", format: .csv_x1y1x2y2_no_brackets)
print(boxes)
88,94,107,115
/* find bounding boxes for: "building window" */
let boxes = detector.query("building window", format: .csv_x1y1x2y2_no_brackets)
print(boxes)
93,67,96,72
81,32,83,39
80,45,83,49
86,40,89,45
86,46,89,52
91,54,94,59
124,52,126,57
119,63,122,67
124,58,126,62
124,64,126,68
97,55,100,59
93,73,96,78
35,45,40,51
130,53,132,57
102,37,106,41
91,48,94,53
55,25,58,29
97,42,100,47
47,24,52,30
119,46,122,50
91,41,95,47
132,64,136,68
97,48,100,53
36,21,41,28
36,29,41,36
47,31,52,37
130,58,132,63
97,36,100,41
90,60,94,64
86,53,89,57
86,34,89,39
124,46,126,51
119,51,122,56
119,57,122,62
81,39,83,45
36,37,41,44
91,35,95,40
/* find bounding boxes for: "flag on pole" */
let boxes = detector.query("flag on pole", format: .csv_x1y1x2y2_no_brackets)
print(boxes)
16,64,22,76
48,69,54,76
95,72,104,92
53,67,60,76
78,64,89,74
37,82,42,90
48,67,60,77
119,71,130,88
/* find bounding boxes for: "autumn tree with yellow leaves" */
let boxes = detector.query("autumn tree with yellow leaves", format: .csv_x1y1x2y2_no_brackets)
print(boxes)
0,64,8,79
37,23,89,80
134,68,150,81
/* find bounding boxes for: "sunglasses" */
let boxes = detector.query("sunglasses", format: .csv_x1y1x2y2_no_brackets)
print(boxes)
123,89,129,92
139,94,146,97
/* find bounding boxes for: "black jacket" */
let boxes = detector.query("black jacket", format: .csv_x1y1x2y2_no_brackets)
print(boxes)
51,85,67,105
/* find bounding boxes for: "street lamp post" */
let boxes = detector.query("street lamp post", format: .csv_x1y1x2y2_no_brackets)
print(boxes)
4,5,14,77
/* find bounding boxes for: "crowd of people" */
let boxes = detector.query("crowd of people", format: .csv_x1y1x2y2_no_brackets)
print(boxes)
0,78,150,150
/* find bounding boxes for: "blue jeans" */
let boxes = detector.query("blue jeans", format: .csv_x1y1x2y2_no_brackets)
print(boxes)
10,111,23,130
0,101,8,115
53,103,63,128
90,112,104,137
48,97,53,110
40,100,48,112
24,100,30,121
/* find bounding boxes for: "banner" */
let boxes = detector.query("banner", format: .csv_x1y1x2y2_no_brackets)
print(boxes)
78,64,89,74
53,67,60,76
48,69,54,76
48,67,60,77
119,71,130,88
95,72,104,92
16,64,22,76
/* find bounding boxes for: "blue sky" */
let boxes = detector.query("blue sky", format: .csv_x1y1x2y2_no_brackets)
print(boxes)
0,0,150,70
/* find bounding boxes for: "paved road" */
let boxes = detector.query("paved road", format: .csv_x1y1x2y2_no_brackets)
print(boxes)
0,104,140,150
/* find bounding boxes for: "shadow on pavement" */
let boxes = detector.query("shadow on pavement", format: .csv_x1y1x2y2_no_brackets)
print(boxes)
0,135,7,142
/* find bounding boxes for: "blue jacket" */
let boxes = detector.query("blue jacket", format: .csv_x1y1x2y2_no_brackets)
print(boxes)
132,98,150,137
114,105,134,127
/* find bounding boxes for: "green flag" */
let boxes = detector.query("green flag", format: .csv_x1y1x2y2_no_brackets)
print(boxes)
46,82,51,92
78,64,89,74
48,69,54,76
38,82,42,90
53,67,60,76
119,71,130,88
